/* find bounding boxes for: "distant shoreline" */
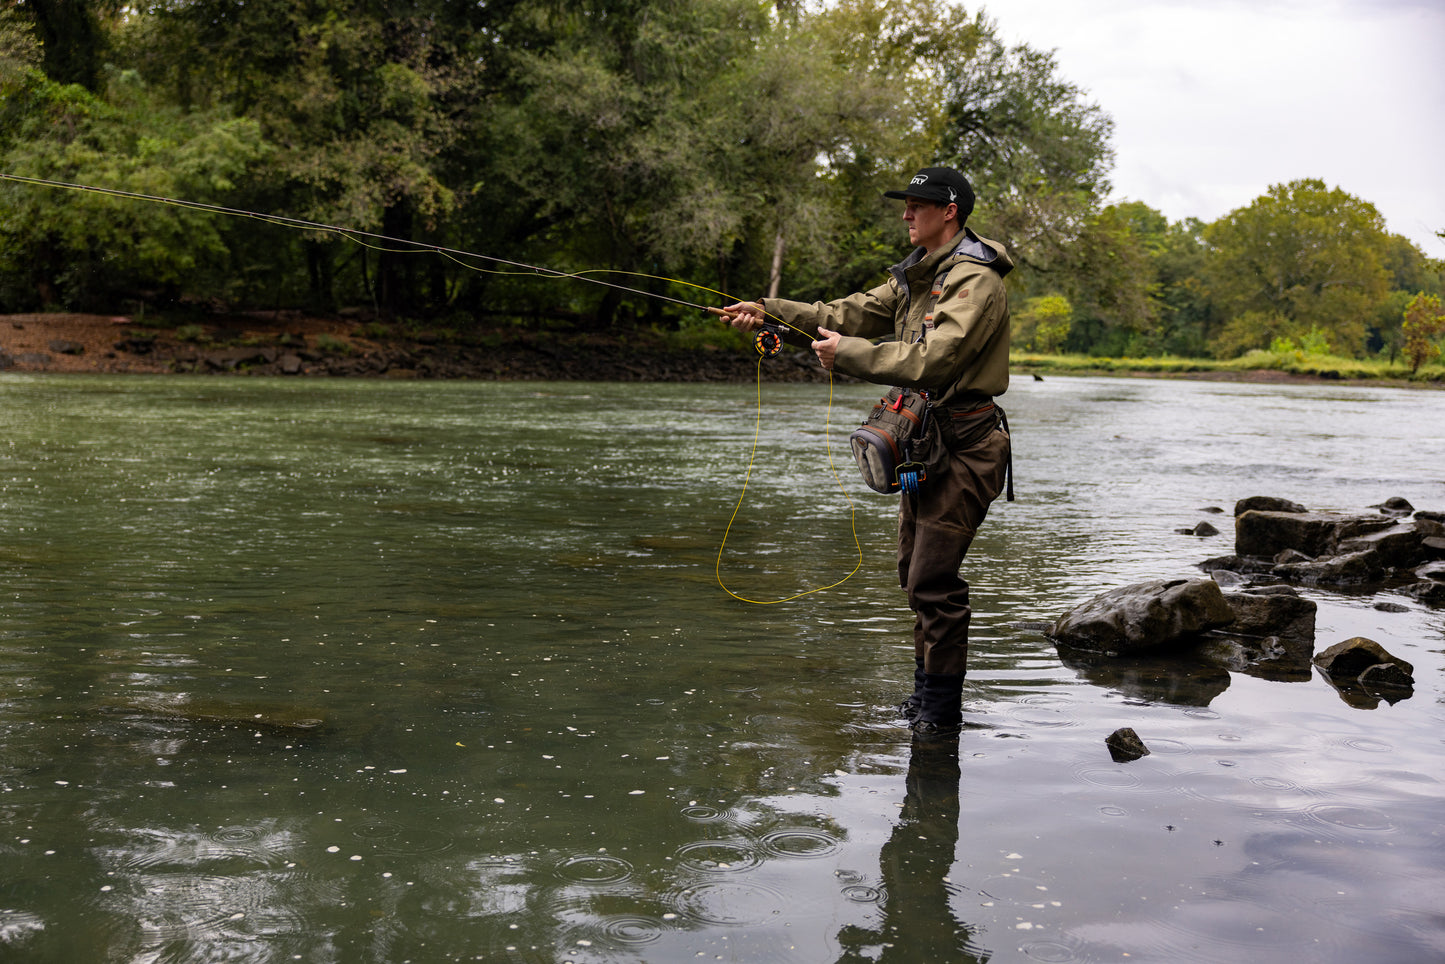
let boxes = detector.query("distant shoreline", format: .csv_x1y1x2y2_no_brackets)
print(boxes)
2,313,1441,389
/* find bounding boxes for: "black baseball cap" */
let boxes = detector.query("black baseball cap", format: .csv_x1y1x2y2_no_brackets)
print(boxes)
884,167,974,221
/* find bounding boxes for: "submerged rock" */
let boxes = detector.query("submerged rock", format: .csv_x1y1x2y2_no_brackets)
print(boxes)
1175,521,1220,537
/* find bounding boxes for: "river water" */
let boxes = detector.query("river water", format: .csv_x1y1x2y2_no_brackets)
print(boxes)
1,372,1441,963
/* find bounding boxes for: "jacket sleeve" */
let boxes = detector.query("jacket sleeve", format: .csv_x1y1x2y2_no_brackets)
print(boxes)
832,263,1006,393
765,281,899,342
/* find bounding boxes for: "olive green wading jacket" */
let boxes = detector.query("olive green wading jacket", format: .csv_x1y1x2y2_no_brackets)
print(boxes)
766,227,1013,407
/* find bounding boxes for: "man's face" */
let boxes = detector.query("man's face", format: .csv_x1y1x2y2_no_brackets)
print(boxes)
901,198,956,252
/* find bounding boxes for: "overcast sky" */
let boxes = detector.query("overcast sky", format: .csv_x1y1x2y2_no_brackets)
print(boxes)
987,0,1445,258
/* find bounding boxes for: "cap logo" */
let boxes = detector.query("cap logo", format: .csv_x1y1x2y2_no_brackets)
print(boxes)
948,188,957,202
910,174,928,185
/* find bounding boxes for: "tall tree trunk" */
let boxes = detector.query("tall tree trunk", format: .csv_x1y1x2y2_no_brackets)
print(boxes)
378,203,414,316
767,227,786,300
26,0,106,91
305,241,336,313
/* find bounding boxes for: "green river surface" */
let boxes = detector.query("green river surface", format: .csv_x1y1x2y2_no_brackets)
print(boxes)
1,373,1442,963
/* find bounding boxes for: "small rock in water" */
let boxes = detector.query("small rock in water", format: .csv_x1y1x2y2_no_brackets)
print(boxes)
1313,636,1415,684
1106,727,1150,763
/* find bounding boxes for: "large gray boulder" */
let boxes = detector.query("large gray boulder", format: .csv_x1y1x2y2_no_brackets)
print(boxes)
1236,509,1394,558
1050,578,1236,656
1338,519,1439,569
1272,548,1383,587
1220,586,1316,641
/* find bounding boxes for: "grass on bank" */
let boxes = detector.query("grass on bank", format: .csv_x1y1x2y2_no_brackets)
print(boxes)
1011,349,1445,384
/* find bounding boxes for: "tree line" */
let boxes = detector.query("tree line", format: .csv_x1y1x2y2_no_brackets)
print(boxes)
2,0,1441,361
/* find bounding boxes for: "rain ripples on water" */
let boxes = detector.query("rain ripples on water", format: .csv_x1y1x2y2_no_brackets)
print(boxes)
0,373,1441,962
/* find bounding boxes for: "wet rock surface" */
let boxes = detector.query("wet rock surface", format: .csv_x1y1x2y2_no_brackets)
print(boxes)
1106,727,1151,763
1312,636,1417,708
1044,495,1440,710
1048,578,1237,656
1205,495,1445,600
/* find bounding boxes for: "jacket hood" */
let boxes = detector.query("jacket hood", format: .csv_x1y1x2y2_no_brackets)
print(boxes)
951,228,1014,277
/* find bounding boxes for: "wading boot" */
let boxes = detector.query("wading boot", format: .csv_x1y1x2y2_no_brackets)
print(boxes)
909,673,965,739
897,657,926,723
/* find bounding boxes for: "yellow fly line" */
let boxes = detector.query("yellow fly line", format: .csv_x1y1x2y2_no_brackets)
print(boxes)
0,172,865,602
714,352,864,605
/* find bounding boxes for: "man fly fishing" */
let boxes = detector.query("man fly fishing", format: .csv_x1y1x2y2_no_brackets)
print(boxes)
721,166,1013,738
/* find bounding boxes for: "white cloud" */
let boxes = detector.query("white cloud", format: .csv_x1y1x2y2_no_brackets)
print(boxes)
986,0,1445,256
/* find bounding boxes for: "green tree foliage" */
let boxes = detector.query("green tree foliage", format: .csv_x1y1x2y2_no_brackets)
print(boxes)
723,0,940,301
0,0,1434,363
0,29,266,310
1055,202,1159,355
1013,293,1071,352
120,0,501,311
1401,292,1445,373
473,0,781,324
1204,179,1392,358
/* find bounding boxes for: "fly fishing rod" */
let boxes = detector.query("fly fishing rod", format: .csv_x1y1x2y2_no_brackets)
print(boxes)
0,172,798,356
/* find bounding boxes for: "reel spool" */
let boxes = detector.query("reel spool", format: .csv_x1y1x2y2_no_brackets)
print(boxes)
753,323,785,358
896,462,925,497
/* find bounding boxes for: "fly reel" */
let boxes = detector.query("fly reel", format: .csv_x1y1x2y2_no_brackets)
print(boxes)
753,322,786,358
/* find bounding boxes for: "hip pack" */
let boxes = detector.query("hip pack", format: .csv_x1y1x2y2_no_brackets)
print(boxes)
849,387,932,495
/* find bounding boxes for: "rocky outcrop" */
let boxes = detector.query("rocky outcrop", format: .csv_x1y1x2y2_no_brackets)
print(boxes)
1043,497,1432,712
1049,576,1322,688
1234,509,1395,559
1202,497,1445,601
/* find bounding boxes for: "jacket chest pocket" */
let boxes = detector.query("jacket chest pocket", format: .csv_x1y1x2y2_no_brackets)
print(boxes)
899,307,928,344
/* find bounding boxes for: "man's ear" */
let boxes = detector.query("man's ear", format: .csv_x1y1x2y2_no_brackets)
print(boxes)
944,202,959,223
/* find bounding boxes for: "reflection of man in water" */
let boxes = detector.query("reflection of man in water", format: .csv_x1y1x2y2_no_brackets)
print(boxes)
835,738,985,962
